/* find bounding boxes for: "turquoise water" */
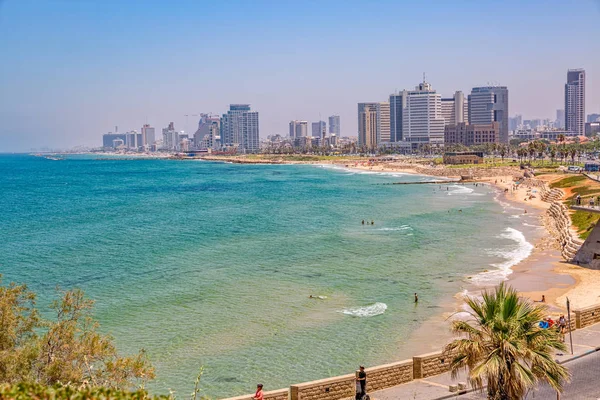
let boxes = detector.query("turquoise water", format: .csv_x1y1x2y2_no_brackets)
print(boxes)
0,155,540,398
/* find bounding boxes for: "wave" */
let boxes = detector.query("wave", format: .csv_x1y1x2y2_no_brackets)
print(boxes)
446,185,474,195
341,302,387,317
470,227,533,286
374,225,412,232
523,222,543,229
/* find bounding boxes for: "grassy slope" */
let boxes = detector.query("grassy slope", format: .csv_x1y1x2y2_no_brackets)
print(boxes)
551,175,600,239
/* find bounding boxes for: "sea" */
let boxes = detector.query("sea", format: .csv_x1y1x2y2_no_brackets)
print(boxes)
0,154,544,398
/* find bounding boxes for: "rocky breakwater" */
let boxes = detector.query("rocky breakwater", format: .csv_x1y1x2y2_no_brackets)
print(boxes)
522,178,582,261
547,201,583,261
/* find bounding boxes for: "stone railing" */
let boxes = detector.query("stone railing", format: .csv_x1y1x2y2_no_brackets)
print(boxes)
413,350,453,379
290,374,355,400
574,304,600,329
364,359,413,391
220,389,290,400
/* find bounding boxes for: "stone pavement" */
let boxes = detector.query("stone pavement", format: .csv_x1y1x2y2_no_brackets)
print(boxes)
368,323,600,400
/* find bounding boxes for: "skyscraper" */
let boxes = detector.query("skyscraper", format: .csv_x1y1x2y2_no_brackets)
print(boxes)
221,104,260,152
328,115,340,135
441,91,467,126
565,69,585,136
468,86,509,143
587,113,600,123
311,121,326,139
402,81,445,147
389,92,405,142
509,115,522,132
357,103,379,149
556,110,565,129
289,120,308,139
194,114,221,149
162,122,178,151
378,102,390,143
141,124,155,147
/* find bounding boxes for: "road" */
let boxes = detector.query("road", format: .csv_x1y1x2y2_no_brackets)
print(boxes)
460,351,600,400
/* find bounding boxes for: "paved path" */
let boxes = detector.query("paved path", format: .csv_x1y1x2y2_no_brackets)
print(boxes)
368,324,600,400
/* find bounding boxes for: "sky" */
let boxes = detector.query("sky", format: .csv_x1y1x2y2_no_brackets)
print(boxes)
1,0,599,152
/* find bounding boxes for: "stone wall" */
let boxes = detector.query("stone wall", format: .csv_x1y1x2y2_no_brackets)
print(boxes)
574,304,600,329
219,389,289,400
363,359,413,391
289,374,355,400
413,351,453,379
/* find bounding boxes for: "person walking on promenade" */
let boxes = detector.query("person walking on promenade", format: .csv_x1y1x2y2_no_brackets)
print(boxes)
253,384,264,400
558,315,567,342
356,366,367,399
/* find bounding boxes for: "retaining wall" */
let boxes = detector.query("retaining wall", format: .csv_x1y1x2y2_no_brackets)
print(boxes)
575,304,600,329
413,350,453,379
289,373,355,400
363,359,413,391
220,389,289,400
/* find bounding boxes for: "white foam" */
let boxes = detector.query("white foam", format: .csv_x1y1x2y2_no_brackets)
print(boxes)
509,214,521,219
341,302,387,317
375,225,412,232
470,227,534,286
447,185,474,195
523,222,544,229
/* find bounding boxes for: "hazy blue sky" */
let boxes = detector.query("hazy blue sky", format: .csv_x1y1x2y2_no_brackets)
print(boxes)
1,0,599,151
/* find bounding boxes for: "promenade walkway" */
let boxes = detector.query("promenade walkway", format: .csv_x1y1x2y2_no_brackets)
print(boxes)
369,322,600,400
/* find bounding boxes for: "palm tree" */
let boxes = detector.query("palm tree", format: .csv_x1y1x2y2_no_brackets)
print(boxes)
445,284,569,400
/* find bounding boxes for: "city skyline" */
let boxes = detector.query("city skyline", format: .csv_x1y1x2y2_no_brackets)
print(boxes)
1,0,599,152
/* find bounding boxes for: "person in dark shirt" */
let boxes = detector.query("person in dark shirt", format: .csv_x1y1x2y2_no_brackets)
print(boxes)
356,366,367,398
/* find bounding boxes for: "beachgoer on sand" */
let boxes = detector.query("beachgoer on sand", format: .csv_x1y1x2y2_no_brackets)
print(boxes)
253,384,264,400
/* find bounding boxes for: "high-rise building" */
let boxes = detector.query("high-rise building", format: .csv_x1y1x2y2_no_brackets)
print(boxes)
378,102,390,143
565,69,585,136
402,81,445,147
468,86,509,143
194,114,221,149
441,91,467,126
289,120,308,139
555,110,565,129
162,122,179,151
389,92,405,142
444,122,500,146
585,122,600,137
357,103,379,149
141,124,155,147
102,132,128,149
509,115,522,132
221,104,260,152
328,115,340,135
311,121,326,139
587,113,600,123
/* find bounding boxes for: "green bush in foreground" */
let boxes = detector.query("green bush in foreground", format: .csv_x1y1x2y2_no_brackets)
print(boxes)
0,382,170,399
0,276,154,392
